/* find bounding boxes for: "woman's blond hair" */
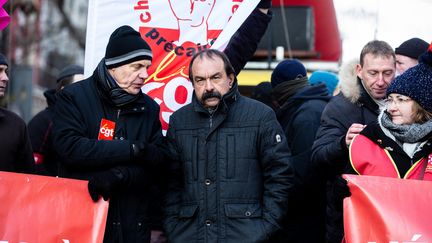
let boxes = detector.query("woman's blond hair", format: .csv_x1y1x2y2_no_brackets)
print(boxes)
412,100,432,123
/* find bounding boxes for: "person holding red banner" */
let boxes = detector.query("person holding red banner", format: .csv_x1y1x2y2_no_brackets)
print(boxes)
311,40,396,243
0,53,35,173
52,26,167,243
52,1,274,241
349,43,432,180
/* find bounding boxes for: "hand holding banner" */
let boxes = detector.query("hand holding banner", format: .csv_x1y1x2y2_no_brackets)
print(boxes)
0,171,109,243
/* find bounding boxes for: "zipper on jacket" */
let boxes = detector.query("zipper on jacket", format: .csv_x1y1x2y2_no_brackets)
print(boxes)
117,109,121,119
209,114,213,128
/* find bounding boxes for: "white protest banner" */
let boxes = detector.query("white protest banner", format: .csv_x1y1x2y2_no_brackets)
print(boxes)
85,0,259,132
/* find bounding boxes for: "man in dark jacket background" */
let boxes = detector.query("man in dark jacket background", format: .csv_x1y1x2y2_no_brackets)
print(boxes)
52,25,166,243
28,64,84,176
311,40,396,243
164,49,294,243
270,59,330,243
0,53,35,173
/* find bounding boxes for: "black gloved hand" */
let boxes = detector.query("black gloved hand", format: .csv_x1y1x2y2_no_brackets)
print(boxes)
131,141,166,167
131,141,148,160
88,168,125,202
330,176,351,209
257,0,271,9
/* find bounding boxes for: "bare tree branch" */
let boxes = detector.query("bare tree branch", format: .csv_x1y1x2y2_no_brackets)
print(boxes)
50,0,85,49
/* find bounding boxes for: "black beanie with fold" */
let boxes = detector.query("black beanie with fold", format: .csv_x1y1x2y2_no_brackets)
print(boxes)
105,25,153,69
395,38,429,60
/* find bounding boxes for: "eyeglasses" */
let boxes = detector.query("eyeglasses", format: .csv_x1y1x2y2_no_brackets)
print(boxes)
384,97,412,107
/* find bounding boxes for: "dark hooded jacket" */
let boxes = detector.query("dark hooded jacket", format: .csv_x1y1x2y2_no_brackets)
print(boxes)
311,59,382,243
0,107,35,173
163,80,294,243
28,89,59,176
273,83,330,243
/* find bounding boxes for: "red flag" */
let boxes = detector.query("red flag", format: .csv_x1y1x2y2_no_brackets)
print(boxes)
343,174,432,243
0,171,109,243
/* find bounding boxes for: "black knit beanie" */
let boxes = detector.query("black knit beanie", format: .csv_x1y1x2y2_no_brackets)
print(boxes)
387,42,432,112
105,25,152,69
0,53,8,67
271,59,307,88
395,38,429,60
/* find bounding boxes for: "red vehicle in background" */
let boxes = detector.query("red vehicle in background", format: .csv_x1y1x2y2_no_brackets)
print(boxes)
238,0,342,88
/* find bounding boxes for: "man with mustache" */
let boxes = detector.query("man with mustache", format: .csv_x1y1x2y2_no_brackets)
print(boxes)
164,49,294,242
0,53,35,173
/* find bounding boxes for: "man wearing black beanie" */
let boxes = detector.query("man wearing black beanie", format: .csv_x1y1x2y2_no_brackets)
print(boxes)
52,0,273,241
395,37,429,75
52,25,166,243
0,53,35,174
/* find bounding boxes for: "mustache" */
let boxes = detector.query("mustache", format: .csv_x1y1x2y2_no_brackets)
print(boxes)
202,91,222,101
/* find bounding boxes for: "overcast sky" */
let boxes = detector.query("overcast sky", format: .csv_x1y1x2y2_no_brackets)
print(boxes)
334,0,432,63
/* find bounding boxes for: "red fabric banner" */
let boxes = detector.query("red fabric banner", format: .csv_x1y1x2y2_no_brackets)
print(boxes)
0,171,109,243
343,174,432,243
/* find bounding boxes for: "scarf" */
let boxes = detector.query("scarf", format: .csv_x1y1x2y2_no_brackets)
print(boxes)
272,76,308,105
95,59,140,107
379,111,432,143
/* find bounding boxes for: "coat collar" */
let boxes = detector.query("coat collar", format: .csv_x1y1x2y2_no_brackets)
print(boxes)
339,58,361,103
339,58,380,114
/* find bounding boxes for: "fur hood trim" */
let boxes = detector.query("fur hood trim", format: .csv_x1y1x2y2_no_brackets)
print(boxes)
339,58,361,103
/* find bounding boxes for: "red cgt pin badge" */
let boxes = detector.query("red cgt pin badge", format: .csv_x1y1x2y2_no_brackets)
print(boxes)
98,118,116,140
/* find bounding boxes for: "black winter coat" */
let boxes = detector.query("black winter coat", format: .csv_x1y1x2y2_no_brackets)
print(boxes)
52,68,164,243
0,107,35,173
164,81,294,243
312,84,379,176
273,84,330,243
311,60,381,243
28,89,59,176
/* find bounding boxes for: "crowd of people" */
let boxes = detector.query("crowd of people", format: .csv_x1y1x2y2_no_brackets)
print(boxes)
1,0,431,242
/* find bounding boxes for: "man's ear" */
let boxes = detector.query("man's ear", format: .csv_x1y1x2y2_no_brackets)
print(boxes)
228,73,235,87
355,63,362,80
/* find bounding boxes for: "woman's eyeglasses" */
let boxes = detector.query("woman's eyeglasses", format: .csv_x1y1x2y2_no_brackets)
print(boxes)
384,97,412,107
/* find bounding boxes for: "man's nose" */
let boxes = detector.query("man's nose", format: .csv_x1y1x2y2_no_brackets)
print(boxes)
139,68,148,79
376,73,386,85
0,72,9,82
204,78,214,91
